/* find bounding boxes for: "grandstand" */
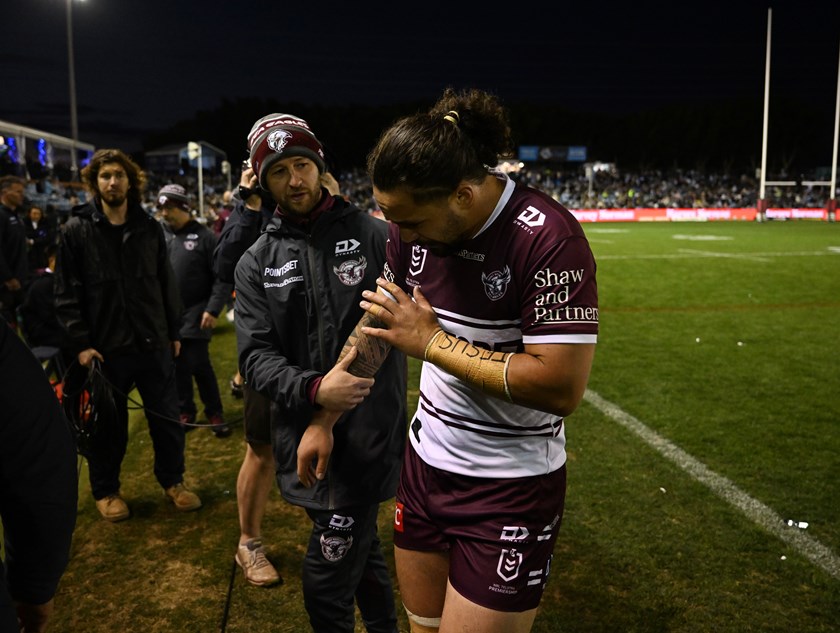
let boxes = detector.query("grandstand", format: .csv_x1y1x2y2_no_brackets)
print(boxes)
0,119,95,182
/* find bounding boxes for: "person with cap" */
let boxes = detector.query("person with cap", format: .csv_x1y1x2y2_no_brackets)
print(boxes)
158,183,233,438
232,113,407,632
54,148,202,522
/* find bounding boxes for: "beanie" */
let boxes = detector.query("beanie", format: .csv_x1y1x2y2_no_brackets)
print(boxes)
157,184,190,212
247,113,326,189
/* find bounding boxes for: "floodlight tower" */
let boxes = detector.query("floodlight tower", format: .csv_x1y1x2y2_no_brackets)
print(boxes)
66,0,82,179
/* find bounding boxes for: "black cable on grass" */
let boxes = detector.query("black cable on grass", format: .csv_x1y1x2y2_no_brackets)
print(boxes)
219,556,237,633
62,358,117,458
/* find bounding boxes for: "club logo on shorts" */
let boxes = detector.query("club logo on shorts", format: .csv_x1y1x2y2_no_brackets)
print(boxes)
497,547,523,582
333,256,367,286
482,265,511,301
320,534,353,562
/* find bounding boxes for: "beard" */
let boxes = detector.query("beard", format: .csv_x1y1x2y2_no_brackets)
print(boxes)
100,189,128,207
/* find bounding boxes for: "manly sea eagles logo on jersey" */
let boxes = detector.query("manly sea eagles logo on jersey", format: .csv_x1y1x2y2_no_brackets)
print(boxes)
267,129,292,153
482,265,512,301
320,534,353,562
333,256,367,286
184,233,199,251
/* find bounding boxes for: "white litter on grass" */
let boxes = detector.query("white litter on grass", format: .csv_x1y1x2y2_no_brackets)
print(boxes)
737,341,744,347
781,555,787,560
786,520,809,529
695,337,701,343
584,389,840,581
660,487,667,493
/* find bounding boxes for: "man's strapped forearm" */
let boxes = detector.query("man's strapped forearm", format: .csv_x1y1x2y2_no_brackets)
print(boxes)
338,310,392,378
424,329,514,402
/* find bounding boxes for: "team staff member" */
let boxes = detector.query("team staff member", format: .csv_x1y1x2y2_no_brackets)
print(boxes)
54,148,201,522
159,183,233,438
233,113,407,632
310,88,598,633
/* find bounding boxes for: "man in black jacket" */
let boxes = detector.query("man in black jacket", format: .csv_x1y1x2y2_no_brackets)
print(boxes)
159,183,233,438
54,148,201,522
0,321,77,633
233,113,407,632
0,175,29,328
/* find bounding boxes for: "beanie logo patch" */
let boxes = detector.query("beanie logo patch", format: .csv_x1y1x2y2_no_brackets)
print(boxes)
267,129,292,154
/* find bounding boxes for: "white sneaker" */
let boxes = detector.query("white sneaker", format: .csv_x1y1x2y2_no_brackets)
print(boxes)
235,539,281,587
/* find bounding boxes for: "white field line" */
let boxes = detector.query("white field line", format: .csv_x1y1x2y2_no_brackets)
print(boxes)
584,389,840,581
676,248,772,263
597,250,839,261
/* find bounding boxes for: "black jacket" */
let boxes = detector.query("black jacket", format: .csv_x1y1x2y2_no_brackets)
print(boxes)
0,204,28,284
164,219,232,340
0,322,77,624
19,270,67,349
212,191,274,284
234,195,407,510
54,200,183,355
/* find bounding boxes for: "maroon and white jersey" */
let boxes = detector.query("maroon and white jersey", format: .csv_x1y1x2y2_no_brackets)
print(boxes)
383,174,598,478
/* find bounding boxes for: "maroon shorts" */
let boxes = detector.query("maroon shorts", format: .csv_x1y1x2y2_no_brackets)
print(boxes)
393,441,567,612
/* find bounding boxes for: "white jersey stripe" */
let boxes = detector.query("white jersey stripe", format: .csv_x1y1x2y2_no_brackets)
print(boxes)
418,391,561,437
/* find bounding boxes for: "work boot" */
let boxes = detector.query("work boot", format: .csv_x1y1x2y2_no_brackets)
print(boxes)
95,493,130,522
235,538,282,587
165,483,202,512
208,412,232,438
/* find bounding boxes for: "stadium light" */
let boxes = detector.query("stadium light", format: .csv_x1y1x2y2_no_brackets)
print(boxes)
66,0,84,179
187,142,205,219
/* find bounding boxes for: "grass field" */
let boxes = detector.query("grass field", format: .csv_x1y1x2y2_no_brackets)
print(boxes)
40,220,840,632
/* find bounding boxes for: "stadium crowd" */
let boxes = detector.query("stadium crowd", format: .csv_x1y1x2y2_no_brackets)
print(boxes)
10,163,838,241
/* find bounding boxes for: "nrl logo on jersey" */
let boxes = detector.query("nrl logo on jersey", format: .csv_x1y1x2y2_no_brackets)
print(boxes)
482,265,511,301
333,256,367,286
409,245,427,276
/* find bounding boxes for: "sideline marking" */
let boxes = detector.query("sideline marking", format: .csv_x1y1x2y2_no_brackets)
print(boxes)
584,389,840,581
597,250,839,261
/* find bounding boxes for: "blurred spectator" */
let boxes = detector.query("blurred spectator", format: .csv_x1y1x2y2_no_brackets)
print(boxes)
0,175,29,328
24,204,56,273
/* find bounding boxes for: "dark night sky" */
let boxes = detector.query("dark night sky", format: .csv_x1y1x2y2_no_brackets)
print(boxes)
2,0,840,171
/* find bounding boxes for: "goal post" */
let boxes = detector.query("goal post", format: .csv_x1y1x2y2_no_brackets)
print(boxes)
757,7,840,222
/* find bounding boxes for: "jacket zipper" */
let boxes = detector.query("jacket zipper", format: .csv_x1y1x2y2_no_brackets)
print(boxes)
306,236,335,510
